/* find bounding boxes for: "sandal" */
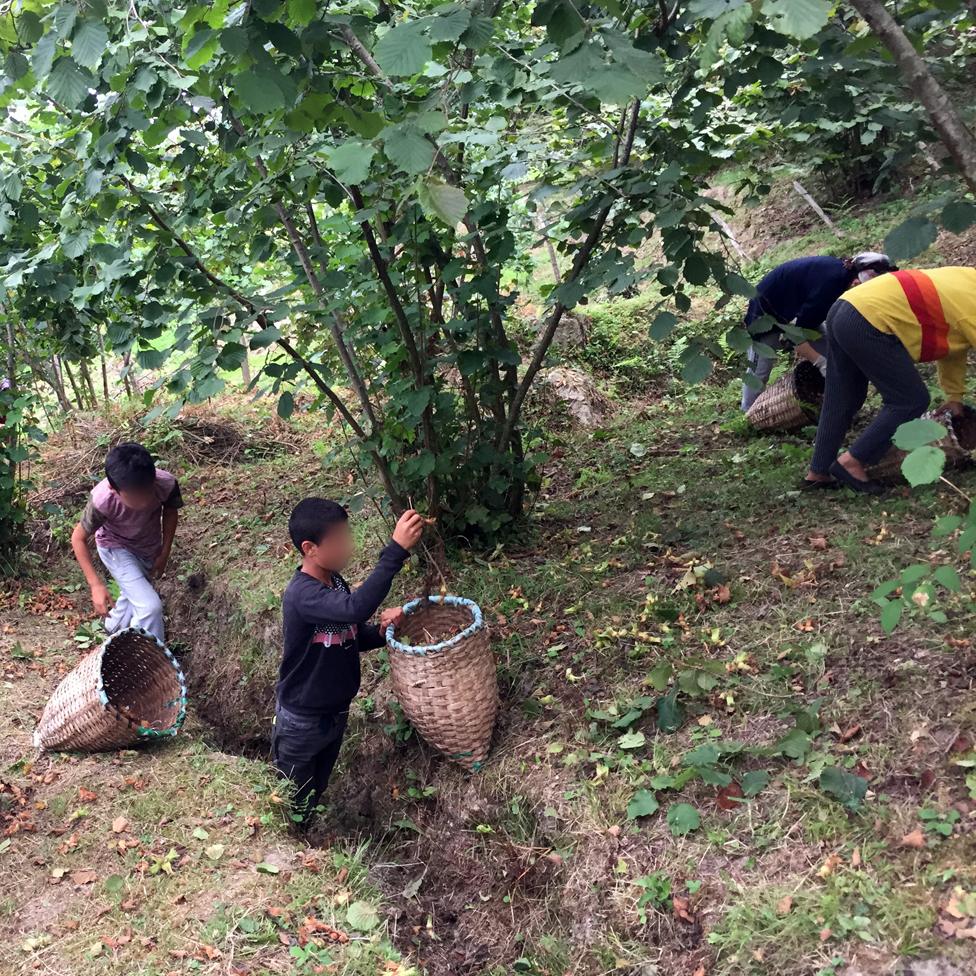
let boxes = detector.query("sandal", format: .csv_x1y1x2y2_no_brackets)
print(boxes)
829,461,884,496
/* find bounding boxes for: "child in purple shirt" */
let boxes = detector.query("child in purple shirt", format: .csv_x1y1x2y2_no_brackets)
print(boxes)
70,443,183,641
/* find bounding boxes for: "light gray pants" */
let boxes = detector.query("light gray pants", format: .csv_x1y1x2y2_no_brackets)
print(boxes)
97,546,165,641
741,331,787,411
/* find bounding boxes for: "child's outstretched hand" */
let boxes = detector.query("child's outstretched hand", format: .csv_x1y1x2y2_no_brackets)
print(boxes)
91,582,113,616
392,509,425,550
380,606,405,632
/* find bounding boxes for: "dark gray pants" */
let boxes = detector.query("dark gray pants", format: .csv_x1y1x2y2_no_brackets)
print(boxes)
272,703,348,826
810,301,930,475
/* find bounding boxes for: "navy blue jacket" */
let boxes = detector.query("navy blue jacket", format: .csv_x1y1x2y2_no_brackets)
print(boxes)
745,256,853,334
277,542,408,714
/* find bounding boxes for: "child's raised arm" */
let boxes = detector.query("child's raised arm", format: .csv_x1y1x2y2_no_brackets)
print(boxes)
293,511,424,625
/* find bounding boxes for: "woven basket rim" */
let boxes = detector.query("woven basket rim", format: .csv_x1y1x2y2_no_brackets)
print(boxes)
99,627,187,737
386,595,484,657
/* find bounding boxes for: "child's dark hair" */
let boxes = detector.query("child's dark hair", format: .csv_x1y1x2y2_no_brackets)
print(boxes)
106,442,156,491
289,497,348,552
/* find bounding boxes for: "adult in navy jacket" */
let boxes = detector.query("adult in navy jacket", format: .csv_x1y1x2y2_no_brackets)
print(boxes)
741,252,896,411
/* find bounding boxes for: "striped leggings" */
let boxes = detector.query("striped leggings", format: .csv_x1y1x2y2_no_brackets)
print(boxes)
810,300,930,475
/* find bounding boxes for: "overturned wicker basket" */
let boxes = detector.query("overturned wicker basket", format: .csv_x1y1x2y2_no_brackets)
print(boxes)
868,404,976,483
386,595,497,771
746,360,825,432
34,628,187,752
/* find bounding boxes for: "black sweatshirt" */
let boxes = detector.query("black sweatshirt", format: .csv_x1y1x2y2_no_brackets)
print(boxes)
277,541,409,714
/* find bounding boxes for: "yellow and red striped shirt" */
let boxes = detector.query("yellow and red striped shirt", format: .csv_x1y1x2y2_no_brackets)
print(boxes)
842,267,976,399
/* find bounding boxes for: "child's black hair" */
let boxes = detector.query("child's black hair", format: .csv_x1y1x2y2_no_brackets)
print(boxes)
289,497,348,552
106,442,157,491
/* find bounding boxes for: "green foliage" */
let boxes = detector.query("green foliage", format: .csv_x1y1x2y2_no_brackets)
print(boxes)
819,766,868,811
1,0,783,542
626,789,660,820
902,446,946,488
1,0,972,551
0,378,43,573
885,217,940,262
666,802,702,836
919,806,960,838
893,418,947,451
634,872,672,924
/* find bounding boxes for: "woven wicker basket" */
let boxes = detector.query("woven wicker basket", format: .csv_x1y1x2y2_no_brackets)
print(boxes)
34,628,187,752
868,405,976,483
386,595,497,771
746,360,825,432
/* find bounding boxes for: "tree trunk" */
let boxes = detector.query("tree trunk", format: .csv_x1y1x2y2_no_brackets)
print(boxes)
240,353,251,388
77,358,98,408
96,326,110,401
849,0,976,194
3,320,13,392
62,359,86,410
48,357,71,410
533,210,562,283
121,350,134,398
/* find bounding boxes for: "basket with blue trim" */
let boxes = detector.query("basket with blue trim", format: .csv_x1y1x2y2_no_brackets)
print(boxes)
34,627,187,752
386,595,498,770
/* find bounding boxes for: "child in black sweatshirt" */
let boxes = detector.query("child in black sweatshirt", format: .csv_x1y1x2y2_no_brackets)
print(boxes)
274,498,424,826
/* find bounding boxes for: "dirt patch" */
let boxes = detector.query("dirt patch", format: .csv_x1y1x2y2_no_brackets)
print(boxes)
29,407,294,514
161,570,278,752
708,182,823,259
934,224,976,268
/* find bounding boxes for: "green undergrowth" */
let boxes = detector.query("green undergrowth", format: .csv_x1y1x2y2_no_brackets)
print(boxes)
566,176,970,399
133,374,976,974
10,175,976,975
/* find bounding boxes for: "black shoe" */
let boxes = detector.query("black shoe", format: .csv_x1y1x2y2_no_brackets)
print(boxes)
829,461,884,496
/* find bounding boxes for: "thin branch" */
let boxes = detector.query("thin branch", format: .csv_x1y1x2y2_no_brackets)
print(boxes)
223,107,384,439
348,187,426,387
120,177,368,440
337,25,393,89
496,101,642,451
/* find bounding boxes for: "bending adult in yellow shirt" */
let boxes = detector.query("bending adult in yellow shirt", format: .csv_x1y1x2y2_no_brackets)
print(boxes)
804,267,976,494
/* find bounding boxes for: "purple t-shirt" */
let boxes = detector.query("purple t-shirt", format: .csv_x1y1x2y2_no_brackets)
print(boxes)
80,470,183,562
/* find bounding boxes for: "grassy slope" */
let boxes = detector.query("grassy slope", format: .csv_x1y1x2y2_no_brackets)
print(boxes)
4,183,976,976
0,589,414,976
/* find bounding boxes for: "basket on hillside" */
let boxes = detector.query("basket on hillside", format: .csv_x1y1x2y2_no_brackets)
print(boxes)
868,404,976,483
386,595,497,771
34,628,187,752
746,360,825,432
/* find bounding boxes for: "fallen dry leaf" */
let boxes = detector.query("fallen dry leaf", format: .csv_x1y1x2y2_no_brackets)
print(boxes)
901,829,926,849
78,787,97,802
692,966,706,976
838,723,862,743
808,535,829,550
71,869,98,885
715,781,744,811
776,895,793,916
672,896,695,923
111,817,129,834
817,854,841,879
713,584,732,604
298,916,350,945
